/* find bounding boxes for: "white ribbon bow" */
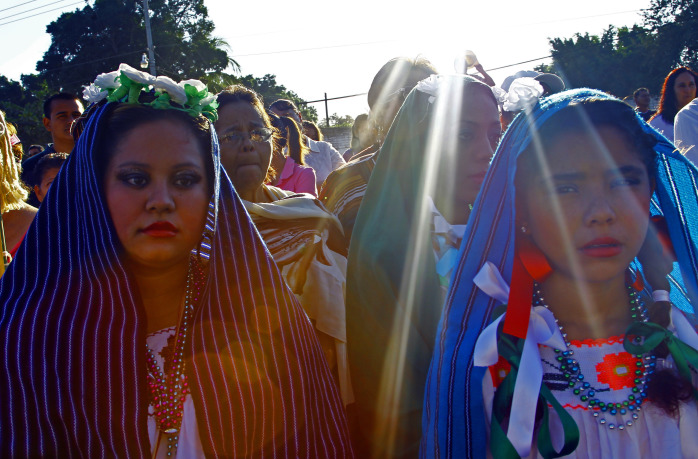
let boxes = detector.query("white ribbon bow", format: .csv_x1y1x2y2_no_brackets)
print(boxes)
473,262,566,457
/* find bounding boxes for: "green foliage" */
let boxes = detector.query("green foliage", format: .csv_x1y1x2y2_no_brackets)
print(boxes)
35,0,236,94
2,0,326,147
0,74,52,147
327,113,354,127
643,0,698,69
544,24,681,97
208,73,318,123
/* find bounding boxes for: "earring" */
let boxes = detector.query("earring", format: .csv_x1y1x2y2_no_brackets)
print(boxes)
520,225,528,234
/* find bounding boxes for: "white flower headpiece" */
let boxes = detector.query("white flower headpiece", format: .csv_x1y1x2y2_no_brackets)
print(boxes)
415,74,441,104
82,63,219,122
499,77,544,113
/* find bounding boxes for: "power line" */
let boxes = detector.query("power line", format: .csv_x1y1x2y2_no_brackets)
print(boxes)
0,0,79,21
484,56,552,72
299,55,558,107
0,0,41,13
0,0,84,27
299,93,367,105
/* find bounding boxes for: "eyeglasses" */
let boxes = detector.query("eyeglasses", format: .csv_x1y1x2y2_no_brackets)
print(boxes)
219,128,273,144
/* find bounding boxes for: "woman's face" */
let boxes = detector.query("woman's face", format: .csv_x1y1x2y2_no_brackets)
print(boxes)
436,88,501,211
215,102,273,200
104,119,210,270
673,71,697,110
519,126,652,285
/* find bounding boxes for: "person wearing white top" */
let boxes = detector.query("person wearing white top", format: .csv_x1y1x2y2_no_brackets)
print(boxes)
675,98,698,164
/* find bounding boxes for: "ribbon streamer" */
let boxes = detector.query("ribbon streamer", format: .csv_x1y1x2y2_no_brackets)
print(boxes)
474,263,575,457
625,319,698,399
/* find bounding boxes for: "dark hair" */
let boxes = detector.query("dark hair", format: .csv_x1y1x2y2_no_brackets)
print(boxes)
27,145,44,155
269,99,299,113
269,114,309,165
302,120,322,142
518,99,658,184
218,85,275,129
367,56,437,109
633,87,649,99
34,152,68,185
43,93,82,119
97,104,214,196
654,67,698,123
519,99,693,417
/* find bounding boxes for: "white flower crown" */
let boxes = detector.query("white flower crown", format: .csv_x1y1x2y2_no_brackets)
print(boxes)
82,63,219,122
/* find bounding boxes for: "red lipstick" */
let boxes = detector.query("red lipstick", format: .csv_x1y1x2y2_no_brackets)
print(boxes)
142,221,178,238
580,237,622,257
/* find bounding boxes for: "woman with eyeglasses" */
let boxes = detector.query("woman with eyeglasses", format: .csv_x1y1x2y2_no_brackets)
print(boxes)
215,85,354,406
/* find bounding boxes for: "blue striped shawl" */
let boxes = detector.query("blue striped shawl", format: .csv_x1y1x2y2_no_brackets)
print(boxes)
0,103,352,457
422,89,698,458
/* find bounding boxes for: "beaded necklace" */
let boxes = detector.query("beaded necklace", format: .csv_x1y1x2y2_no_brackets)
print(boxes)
533,284,656,431
145,257,205,457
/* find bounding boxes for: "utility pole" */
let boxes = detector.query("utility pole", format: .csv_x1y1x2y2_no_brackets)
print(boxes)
324,92,330,128
142,0,157,76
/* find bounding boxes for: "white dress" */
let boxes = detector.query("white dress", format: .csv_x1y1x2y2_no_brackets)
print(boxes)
483,331,698,458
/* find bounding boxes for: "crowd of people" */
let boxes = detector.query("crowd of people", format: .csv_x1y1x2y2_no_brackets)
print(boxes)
0,53,697,458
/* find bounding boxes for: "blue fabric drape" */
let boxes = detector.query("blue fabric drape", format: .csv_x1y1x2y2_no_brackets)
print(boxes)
422,89,698,458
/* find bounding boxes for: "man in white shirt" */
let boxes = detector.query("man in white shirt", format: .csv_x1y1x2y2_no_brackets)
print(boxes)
269,99,345,186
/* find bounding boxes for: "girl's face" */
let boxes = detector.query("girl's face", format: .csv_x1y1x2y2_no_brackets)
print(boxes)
673,71,697,110
104,119,210,270
519,125,652,284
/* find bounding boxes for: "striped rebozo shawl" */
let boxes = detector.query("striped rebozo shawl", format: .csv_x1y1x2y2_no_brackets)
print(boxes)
243,185,353,405
0,102,352,457
422,89,698,458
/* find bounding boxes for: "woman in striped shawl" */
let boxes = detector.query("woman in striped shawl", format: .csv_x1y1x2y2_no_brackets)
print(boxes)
214,85,353,407
0,69,351,457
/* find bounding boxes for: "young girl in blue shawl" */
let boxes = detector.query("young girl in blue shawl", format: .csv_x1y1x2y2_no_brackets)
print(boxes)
423,89,698,458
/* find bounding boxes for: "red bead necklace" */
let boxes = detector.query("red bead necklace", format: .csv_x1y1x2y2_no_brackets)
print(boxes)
145,257,205,456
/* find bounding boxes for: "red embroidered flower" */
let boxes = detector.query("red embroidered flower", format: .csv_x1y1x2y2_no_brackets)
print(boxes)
596,352,639,390
489,356,511,388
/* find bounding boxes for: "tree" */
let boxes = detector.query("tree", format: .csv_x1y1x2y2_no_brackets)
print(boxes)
644,0,698,68
35,0,236,94
538,25,679,97
226,74,319,123
327,113,354,128
0,74,52,146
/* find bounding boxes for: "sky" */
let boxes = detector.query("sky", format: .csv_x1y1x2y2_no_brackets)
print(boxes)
0,0,651,121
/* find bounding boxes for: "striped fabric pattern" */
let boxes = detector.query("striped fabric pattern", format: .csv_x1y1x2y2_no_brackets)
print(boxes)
422,89,698,458
0,102,352,457
319,149,378,248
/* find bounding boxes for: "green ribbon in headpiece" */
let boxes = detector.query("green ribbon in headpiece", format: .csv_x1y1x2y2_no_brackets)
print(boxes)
106,71,146,103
